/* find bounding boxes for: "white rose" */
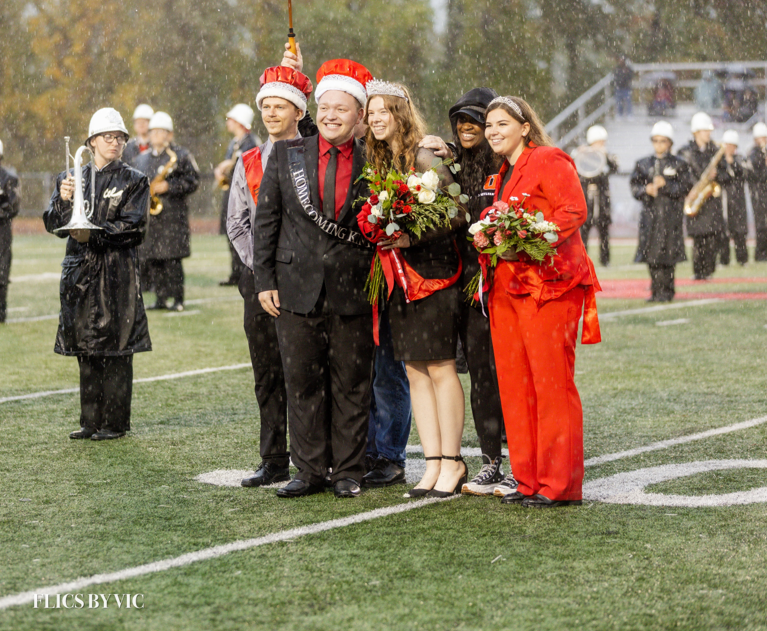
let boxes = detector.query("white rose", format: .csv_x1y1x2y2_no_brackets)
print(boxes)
407,174,421,190
417,189,436,204
371,203,383,217
420,170,440,191
379,190,389,202
468,221,485,235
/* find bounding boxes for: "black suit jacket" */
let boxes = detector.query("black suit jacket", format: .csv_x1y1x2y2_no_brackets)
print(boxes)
252,135,372,316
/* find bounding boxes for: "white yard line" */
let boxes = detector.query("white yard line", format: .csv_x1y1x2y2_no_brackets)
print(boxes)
2,413,767,609
163,310,201,317
0,496,457,610
5,314,59,324
0,364,251,404
9,272,61,283
584,415,767,467
655,318,690,326
599,298,721,320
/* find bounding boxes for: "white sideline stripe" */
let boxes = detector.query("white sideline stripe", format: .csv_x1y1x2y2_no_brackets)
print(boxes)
0,364,251,404
163,309,201,317
0,496,457,610
584,416,767,467
4,413,767,609
599,298,721,320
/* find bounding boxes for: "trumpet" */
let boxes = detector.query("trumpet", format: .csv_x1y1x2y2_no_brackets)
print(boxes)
54,137,102,233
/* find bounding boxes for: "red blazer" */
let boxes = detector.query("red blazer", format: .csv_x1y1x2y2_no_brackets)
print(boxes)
491,143,601,342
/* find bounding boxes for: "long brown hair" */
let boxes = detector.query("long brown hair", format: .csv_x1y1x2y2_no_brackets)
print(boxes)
364,84,427,174
486,96,553,148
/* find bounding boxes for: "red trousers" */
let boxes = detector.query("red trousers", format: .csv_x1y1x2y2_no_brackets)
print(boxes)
489,265,585,501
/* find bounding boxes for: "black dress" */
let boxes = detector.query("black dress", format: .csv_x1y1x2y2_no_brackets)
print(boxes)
389,148,466,361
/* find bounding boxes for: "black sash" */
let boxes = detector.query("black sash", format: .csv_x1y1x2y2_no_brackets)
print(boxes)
286,140,372,249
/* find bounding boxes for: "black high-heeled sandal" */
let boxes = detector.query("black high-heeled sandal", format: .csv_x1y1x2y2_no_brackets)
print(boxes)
404,456,441,498
426,455,468,498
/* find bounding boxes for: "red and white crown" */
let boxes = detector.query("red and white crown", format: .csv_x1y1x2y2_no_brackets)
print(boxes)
315,59,373,107
256,67,313,119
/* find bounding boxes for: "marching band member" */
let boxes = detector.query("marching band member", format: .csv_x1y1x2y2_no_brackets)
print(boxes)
748,123,767,261
253,59,376,499
630,121,690,302
484,96,600,508
215,104,259,286
227,67,313,488
719,130,751,266
135,112,200,312
574,125,618,267
43,108,151,440
678,112,731,280
122,104,154,166
0,139,20,324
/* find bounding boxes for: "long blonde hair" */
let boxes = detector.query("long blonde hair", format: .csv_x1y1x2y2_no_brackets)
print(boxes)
486,96,553,148
364,84,427,174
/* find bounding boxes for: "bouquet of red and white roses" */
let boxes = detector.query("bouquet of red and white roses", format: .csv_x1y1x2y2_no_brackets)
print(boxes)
357,158,467,305
464,195,560,305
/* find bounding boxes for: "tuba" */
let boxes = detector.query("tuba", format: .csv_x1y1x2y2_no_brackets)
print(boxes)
149,145,178,216
684,143,725,217
54,137,102,233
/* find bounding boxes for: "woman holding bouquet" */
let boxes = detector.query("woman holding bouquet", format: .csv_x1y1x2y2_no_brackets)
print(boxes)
361,81,467,497
484,96,601,508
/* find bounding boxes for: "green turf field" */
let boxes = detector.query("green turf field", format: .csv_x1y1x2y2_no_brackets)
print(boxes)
1,234,766,631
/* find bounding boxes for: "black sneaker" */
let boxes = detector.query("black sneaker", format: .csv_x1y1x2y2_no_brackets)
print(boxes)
493,471,520,497
461,455,504,496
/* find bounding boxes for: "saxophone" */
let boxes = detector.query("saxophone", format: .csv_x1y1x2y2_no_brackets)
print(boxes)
149,145,178,216
215,139,242,191
684,143,725,217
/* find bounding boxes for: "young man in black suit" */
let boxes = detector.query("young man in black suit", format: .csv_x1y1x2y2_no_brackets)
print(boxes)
253,59,376,499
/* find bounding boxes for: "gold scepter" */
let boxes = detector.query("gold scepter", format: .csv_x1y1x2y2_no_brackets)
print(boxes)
288,0,297,56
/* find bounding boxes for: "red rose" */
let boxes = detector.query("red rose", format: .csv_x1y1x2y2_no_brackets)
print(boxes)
369,194,379,205
403,205,412,214
398,183,409,194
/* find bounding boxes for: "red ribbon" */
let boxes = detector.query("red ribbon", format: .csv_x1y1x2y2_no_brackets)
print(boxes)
371,242,463,345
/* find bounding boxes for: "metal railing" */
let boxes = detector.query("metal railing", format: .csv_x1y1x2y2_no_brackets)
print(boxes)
546,60,767,148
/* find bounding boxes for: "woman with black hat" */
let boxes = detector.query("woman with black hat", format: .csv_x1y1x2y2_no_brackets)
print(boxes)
447,88,513,498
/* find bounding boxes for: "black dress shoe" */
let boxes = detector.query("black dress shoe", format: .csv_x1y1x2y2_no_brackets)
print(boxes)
362,457,406,487
70,428,97,439
146,299,167,310
276,479,324,498
521,493,582,508
500,491,527,504
91,429,126,441
241,462,290,487
169,300,184,312
333,478,362,498
218,278,238,286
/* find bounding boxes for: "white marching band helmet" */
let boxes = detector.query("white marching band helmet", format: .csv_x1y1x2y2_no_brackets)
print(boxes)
651,121,674,142
226,104,255,131
132,103,154,121
753,122,767,139
149,111,174,132
586,125,608,145
722,129,739,146
691,112,714,133
87,108,129,142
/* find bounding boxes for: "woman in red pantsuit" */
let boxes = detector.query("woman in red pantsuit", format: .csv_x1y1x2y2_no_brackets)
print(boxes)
484,96,601,508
